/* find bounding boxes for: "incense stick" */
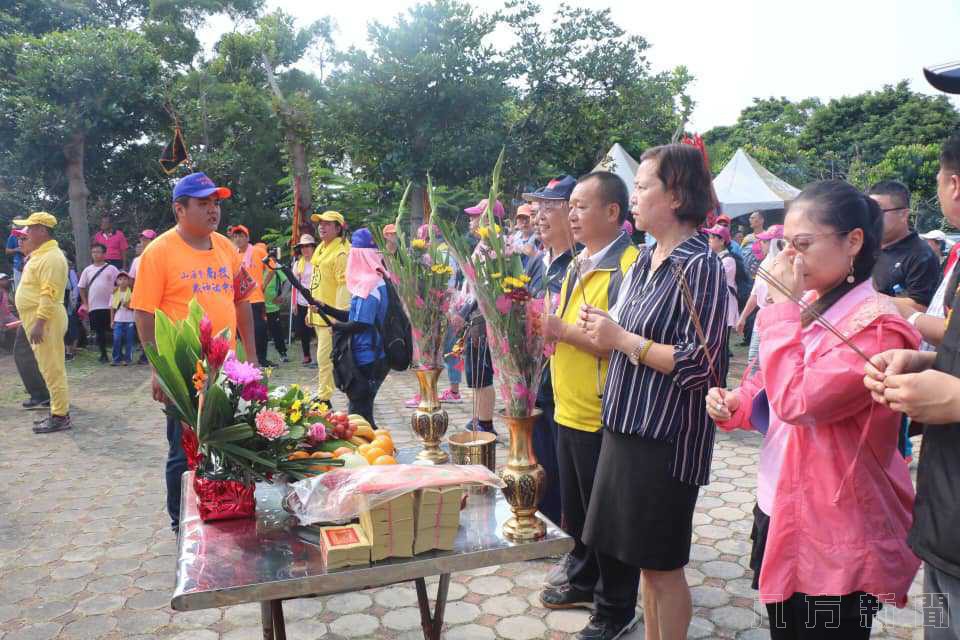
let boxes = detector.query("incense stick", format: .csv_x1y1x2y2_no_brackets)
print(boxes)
754,265,872,364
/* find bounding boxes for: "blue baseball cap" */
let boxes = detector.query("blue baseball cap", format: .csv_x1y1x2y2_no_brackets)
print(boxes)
523,175,576,201
351,228,378,249
172,172,232,202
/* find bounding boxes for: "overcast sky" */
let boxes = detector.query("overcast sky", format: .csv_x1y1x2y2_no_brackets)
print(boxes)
202,0,960,131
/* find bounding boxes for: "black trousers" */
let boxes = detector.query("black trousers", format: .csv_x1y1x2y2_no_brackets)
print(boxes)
766,592,878,639
14,325,49,402
294,305,313,360
266,311,287,358
556,425,603,594
532,394,562,527
347,360,389,428
251,302,268,363
89,308,111,357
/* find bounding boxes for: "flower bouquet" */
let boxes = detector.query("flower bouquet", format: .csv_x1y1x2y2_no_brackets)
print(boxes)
145,300,352,521
374,177,457,463
438,149,552,541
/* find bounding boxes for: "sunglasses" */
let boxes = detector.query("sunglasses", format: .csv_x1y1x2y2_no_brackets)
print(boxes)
783,231,848,253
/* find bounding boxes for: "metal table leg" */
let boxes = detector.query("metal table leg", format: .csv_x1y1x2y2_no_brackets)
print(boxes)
414,574,450,640
260,600,287,640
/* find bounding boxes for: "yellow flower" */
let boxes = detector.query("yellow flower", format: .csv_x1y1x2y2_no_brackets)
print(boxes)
503,276,525,289
292,399,302,411
490,272,502,279
411,239,427,249
437,243,449,252
519,274,531,284
290,410,302,423
476,227,490,240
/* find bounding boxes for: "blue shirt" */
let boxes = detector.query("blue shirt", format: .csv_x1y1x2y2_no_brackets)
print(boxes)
349,283,388,366
6,235,22,270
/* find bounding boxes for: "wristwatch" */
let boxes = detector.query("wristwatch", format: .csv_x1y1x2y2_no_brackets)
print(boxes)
627,337,651,367
907,311,923,327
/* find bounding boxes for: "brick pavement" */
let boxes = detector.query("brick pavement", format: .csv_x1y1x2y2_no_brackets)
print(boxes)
0,343,926,639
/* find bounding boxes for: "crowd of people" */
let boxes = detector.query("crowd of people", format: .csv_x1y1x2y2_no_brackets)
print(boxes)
5,126,960,639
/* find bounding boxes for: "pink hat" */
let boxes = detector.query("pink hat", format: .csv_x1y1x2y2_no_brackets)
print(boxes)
755,224,784,241
703,225,731,244
141,229,157,240
10,228,27,239
464,199,505,218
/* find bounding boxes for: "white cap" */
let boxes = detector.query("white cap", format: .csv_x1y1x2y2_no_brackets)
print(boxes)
919,230,955,247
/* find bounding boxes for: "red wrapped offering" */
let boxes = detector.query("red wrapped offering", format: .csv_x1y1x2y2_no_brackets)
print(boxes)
194,474,255,522
181,422,202,470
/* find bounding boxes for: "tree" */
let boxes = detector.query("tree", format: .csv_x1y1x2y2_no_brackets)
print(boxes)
2,28,165,267
501,0,692,188
324,0,513,229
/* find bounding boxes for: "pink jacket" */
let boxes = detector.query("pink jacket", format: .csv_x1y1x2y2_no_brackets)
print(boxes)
719,281,921,605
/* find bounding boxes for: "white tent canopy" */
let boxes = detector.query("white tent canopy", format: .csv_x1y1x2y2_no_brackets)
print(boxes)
713,148,801,219
593,143,639,192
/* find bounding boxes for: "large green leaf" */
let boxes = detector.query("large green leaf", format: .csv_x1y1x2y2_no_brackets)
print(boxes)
221,442,279,470
197,384,232,443
204,423,255,444
187,298,204,336
145,342,195,427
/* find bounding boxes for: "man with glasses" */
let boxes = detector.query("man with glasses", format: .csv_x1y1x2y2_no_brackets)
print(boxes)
869,180,942,314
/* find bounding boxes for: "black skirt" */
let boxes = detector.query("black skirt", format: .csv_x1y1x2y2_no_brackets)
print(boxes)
749,503,770,590
582,429,700,571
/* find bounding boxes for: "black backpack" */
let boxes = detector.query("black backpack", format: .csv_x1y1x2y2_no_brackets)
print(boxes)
378,279,413,371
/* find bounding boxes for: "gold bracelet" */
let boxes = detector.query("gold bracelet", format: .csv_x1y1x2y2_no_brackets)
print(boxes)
639,337,654,364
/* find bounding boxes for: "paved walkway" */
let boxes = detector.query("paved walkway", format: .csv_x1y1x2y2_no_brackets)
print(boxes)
0,343,925,639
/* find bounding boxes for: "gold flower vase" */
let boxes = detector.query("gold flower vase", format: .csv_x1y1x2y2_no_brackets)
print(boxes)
411,368,450,464
499,411,546,542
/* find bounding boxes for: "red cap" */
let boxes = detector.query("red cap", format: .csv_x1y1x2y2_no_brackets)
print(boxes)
228,225,250,237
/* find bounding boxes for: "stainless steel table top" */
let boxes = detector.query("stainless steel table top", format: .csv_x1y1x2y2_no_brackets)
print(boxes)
172,461,572,610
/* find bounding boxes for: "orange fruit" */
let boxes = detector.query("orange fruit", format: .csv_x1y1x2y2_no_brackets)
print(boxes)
288,450,310,460
333,446,354,458
373,454,397,465
362,446,387,464
372,435,394,453
356,443,372,457
373,428,391,437
311,451,333,459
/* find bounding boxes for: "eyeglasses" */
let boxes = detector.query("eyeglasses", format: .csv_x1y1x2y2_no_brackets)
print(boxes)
783,231,848,253
540,200,568,211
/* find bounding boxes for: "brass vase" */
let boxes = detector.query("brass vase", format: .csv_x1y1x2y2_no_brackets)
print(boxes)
499,411,546,542
411,368,450,464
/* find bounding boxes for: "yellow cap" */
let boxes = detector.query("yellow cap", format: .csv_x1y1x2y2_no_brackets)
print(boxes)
12,212,57,228
311,210,346,226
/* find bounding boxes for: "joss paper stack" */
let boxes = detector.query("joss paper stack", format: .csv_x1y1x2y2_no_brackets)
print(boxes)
318,524,371,569
413,486,463,554
359,491,415,561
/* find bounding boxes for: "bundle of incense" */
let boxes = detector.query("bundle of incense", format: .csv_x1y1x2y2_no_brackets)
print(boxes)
413,486,463,554
755,264,871,363
359,491,415,562
317,524,372,570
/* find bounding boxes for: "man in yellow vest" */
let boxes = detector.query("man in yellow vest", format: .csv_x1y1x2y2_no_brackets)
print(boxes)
13,212,71,433
308,211,350,405
538,173,639,620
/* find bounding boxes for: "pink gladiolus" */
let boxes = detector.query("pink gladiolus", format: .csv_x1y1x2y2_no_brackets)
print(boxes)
207,336,230,370
199,316,213,355
308,422,327,443
240,381,268,402
412,327,423,341
462,264,476,281
255,409,289,440
527,297,545,316
495,294,512,314
421,253,433,267
415,296,426,309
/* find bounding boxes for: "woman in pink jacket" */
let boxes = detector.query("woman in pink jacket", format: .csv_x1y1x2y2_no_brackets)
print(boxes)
706,180,921,639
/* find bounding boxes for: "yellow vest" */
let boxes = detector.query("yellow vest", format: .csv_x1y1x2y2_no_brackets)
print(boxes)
307,237,349,326
551,235,639,432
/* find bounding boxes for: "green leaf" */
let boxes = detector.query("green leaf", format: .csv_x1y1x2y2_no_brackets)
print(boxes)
197,384,232,443
145,340,195,427
204,423,255,444
313,438,355,452
220,442,279,470
187,299,204,335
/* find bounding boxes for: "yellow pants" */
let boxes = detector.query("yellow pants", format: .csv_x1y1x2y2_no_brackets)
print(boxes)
22,306,69,416
315,325,334,400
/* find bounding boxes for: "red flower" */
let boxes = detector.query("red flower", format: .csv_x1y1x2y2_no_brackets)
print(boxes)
199,316,213,356
507,288,531,304
207,336,230,370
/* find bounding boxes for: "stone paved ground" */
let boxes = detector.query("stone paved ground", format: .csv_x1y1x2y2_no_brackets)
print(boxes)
0,341,927,639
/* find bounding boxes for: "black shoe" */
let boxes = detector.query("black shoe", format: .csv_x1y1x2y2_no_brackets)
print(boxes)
110,361,119,366
23,398,50,410
138,355,148,365
33,414,72,434
65,353,76,361
280,355,290,363
98,354,108,363
545,553,575,587
576,615,640,640
261,359,276,368
540,584,594,610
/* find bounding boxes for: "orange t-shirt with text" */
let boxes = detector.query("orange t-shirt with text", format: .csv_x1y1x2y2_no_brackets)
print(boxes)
131,229,247,345
240,242,269,304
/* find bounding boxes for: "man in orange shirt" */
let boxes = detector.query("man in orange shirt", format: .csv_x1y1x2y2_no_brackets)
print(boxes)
229,225,272,365
131,171,257,533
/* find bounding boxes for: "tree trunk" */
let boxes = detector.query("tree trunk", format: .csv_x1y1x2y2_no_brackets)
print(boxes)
64,132,91,270
409,182,426,236
289,136,312,214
